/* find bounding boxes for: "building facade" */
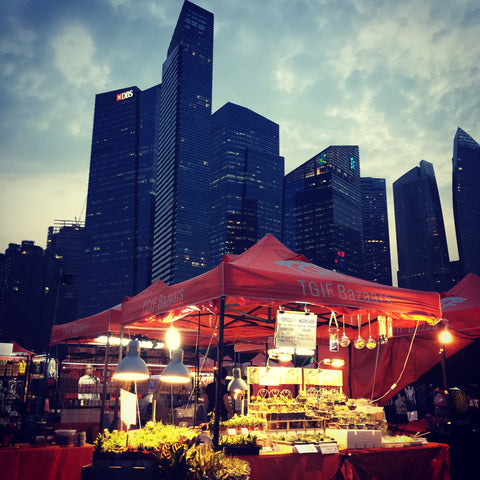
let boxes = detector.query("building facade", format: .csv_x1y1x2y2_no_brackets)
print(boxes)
0,241,47,352
44,220,85,327
452,127,480,277
152,1,214,284
283,146,364,278
361,177,392,285
210,102,284,266
77,84,160,318
393,160,451,291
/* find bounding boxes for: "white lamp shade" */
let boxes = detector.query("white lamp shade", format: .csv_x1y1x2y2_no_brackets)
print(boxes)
113,340,150,381
227,367,247,393
160,348,191,384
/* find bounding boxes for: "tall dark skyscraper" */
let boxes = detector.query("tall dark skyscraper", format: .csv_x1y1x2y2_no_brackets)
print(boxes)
393,160,451,291
361,177,392,285
44,220,85,326
452,127,480,277
283,146,364,278
77,84,160,318
210,102,284,266
152,1,213,284
0,241,46,352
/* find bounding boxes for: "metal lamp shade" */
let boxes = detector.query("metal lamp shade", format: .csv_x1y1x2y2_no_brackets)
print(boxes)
113,340,150,381
160,348,191,384
227,367,247,393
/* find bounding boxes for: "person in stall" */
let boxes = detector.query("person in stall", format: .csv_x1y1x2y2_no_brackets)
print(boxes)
205,367,234,421
78,364,100,405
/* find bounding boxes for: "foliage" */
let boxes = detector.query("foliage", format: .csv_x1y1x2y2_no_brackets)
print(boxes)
218,433,257,447
219,414,266,428
93,421,251,480
154,442,190,480
188,444,251,480
94,421,197,453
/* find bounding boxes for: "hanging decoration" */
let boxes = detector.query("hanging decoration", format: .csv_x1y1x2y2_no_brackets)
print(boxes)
328,311,339,352
378,315,388,344
366,313,377,349
339,315,351,348
354,314,366,349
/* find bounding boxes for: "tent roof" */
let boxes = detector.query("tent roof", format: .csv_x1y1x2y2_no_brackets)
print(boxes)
121,234,442,345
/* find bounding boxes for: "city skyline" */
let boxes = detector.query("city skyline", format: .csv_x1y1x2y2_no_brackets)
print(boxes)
2,0,480,283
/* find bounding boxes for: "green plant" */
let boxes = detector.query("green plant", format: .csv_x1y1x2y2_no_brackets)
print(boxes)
218,433,257,447
154,442,191,480
188,445,250,480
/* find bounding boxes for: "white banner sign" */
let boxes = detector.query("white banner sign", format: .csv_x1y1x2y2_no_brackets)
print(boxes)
275,311,317,350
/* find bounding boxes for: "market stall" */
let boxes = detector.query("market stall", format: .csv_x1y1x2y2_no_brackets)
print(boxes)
3,234,446,480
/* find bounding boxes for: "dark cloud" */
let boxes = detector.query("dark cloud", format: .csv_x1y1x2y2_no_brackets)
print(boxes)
1,0,480,274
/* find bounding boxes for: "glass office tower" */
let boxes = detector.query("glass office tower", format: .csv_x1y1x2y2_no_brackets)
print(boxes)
152,1,213,284
393,160,451,291
283,146,364,278
452,127,480,276
77,85,160,318
361,177,392,285
210,102,284,266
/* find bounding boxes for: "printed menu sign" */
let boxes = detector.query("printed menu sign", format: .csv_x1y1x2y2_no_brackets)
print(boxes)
275,311,317,350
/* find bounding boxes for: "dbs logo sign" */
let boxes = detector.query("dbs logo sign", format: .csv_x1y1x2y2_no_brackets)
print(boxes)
116,90,134,101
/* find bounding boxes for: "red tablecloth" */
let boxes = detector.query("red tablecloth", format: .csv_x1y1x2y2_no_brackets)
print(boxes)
339,443,450,480
0,442,449,480
0,444,94,480
240,443,449,480
239,450,341,480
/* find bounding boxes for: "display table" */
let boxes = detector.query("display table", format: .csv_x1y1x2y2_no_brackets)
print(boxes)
0,443,93,480
0,442,450,480
239,443,450,480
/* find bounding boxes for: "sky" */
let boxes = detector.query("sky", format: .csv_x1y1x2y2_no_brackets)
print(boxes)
1,0,480,281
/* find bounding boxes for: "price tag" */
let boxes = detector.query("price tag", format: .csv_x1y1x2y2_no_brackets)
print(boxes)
241,428,249,435
227,428,236,436
295,444,317,454
319,443,339,454
262,446,274,453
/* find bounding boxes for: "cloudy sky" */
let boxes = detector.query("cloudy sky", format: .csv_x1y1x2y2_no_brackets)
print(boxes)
1,0,479,280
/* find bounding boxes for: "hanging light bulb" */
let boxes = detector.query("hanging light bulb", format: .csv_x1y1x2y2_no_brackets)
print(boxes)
321,358,345,368
166,326,180,351
439,321,453,344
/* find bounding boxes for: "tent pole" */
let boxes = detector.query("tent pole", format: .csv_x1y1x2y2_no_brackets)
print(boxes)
348,342,353,398
193,311,201,426
213,295,226,449
112,326,124,430
99,331,110,432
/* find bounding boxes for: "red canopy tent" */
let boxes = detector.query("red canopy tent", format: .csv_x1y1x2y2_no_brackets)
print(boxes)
349,273,480,403
50,304,123,346
121,234,441,345
119,234,442,411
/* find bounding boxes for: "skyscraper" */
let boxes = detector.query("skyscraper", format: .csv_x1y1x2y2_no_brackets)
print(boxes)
44,220,85,326
210,102,284,265
0,241,46,352
393,160,451,291
452,127,480,276
283,146,364,278
152,1,214,284
77,84,160,318
361,177,392,285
